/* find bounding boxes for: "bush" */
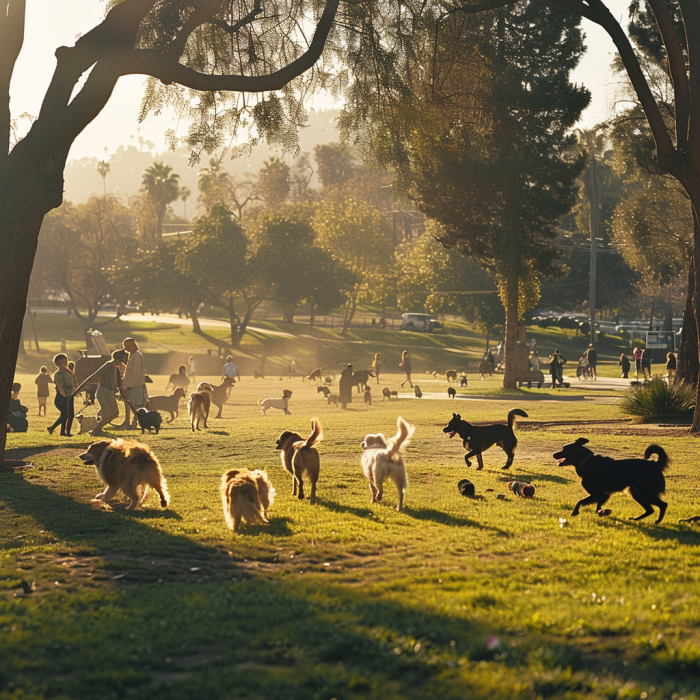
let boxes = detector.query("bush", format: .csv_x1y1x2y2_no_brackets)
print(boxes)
620,377,695,422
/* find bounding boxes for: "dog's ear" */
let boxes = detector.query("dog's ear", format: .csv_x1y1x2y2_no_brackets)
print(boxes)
575,437,589,446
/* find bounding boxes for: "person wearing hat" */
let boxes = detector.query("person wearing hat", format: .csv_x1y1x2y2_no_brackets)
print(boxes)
339,364,354,410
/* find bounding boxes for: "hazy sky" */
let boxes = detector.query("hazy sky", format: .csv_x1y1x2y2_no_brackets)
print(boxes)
11,0,630,161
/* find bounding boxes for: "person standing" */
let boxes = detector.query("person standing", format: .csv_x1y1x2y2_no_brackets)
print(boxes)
222,355,241,381
641,347,652,379
372,353,384,384
35,366,53,416
619,353,631,379
90,351,126,436
339,364,354,410
530,351,540,372
549,349,566,387
120,338,148,428
48,354,75,436
666,352,677,383
633,347,643,379
399,351,413,388
585,344,597,380
188,355,197,384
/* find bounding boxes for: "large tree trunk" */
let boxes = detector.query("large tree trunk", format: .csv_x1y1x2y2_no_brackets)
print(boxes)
677,257,698,387
502,278,518,390
0,167,63,463
691,211,700,432
342,285,359,336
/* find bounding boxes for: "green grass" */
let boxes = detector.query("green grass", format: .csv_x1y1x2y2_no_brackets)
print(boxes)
3,363,700,699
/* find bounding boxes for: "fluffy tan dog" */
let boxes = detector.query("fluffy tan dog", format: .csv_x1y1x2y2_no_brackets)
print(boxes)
445,369,458,383
275,418,323,504
361,417,415,512
188,382,213,431
78,439,170,510
220,468,275,532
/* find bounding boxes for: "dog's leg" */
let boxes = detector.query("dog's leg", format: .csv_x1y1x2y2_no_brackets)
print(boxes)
463,450,478,467
501,454,514,470
652,497,668,524
476,453,485,471
368,481,379,503
91,486,112,502
309,479,316,505
296,469,305,500
137,485,151,508
571,494,598,516
629,490,655,521
233,512,242,532
397,488,404,512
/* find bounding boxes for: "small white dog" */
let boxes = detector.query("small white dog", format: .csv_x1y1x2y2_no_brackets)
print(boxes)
259,389,293,416
361,416,415,512
75,414,100,435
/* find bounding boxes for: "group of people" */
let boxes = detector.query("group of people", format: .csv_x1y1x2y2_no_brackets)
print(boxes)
576,344,598,380
618,348,676,382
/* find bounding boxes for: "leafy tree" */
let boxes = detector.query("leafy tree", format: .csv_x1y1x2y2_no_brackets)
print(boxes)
0,0,340,461
32,196,136,330
314,143,357,188
313,199,392,335
396,226,504,340
341,1,588,388
141,162,180,241
179,186,191,220
197,158,256,218
177,205,273,348
257,157,291,207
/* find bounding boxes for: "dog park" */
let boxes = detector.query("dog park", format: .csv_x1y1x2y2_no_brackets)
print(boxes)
2,315,700,699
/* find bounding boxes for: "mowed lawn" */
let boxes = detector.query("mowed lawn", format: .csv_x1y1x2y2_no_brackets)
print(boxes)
2,371,700,699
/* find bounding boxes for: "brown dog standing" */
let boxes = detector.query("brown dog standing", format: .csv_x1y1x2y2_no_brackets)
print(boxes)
275,418,323,504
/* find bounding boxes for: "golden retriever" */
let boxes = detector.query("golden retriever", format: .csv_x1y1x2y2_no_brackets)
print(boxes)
188,382,213,431
361,417,415,512
78,439,169,510
275,418,323,504
220,468,275,532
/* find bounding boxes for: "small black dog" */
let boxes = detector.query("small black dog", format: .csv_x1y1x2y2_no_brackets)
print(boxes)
136,407,162,435
443,409,528,470
414,385,422,398
447,387,456,399
553,437,668,523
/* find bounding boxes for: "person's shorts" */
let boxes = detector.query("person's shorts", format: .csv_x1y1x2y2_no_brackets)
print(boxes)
96,385,119,419
128,385,149,409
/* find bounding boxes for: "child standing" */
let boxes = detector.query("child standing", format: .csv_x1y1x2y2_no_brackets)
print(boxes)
48,354,75,437
35,366,53,416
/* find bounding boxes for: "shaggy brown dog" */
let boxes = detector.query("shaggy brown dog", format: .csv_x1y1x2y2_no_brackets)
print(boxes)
166,365,190,393
220,468,275,532
275,418,323,504
211,377,236,418
478,360,494,378
443,409,528,470
352,369,375,392
78,439,169,509
147,387,186,423
189,382,213,431
445,369,458,383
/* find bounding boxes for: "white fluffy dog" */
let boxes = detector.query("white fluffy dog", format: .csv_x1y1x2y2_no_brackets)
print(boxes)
361,416,415,512
259,389,293,416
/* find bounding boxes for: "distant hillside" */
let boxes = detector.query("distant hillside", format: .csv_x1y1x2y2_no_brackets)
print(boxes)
64,109,342,212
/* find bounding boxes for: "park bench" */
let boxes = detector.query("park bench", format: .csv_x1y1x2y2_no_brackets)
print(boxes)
515,370,545,388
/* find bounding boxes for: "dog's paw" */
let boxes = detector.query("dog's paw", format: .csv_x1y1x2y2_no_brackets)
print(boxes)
597,508,612,517
571,509,580,517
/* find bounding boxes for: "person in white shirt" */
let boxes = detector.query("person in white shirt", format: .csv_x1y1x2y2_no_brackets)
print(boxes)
188,356,196,384
119,337,148,428
222,355,241,382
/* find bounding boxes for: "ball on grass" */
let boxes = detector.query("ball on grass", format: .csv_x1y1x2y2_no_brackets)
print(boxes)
458,479,475,497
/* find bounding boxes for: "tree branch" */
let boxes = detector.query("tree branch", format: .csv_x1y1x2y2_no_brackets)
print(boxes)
675,0,700,172
0,0,26,161
646,0,690,152
118,0,339,92
211,0,263,36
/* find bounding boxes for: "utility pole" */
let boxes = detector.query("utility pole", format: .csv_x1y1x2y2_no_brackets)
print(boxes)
585,151,600,345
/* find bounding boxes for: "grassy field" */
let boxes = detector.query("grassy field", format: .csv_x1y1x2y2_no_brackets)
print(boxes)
3,350,700,700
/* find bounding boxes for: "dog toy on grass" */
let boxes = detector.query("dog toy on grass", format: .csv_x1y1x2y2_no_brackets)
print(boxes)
507,481,535,498
457,479,475,497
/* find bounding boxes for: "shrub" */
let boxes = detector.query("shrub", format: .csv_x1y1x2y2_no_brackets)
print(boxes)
620,377,695,422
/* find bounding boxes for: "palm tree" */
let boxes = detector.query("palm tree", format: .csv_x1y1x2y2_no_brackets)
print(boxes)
180,186,191,220
141,162,180,240
97,160,110,199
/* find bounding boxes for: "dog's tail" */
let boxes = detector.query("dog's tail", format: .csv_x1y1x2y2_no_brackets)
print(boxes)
300,417,323,448
644,444,669,471
235,484,268,527
508,408,528,428
387,416,415,459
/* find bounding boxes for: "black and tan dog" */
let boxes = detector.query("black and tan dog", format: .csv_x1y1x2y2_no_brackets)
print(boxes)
275,418,323,504
443,408,528,470
553,437,669,523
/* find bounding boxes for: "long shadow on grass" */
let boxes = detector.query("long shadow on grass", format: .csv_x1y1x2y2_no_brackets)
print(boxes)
2,472,699,700
402,506,509,534
317,497,373,518
495,471,570,485
603,516,700,544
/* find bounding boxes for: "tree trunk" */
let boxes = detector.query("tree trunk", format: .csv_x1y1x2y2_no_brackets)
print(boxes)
0,171,62,463
190,307,231,353
677,257,698,387
281,301,296,324
691,210,700,432
502,279,518,390
309,303,316,328
342,285,359,336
